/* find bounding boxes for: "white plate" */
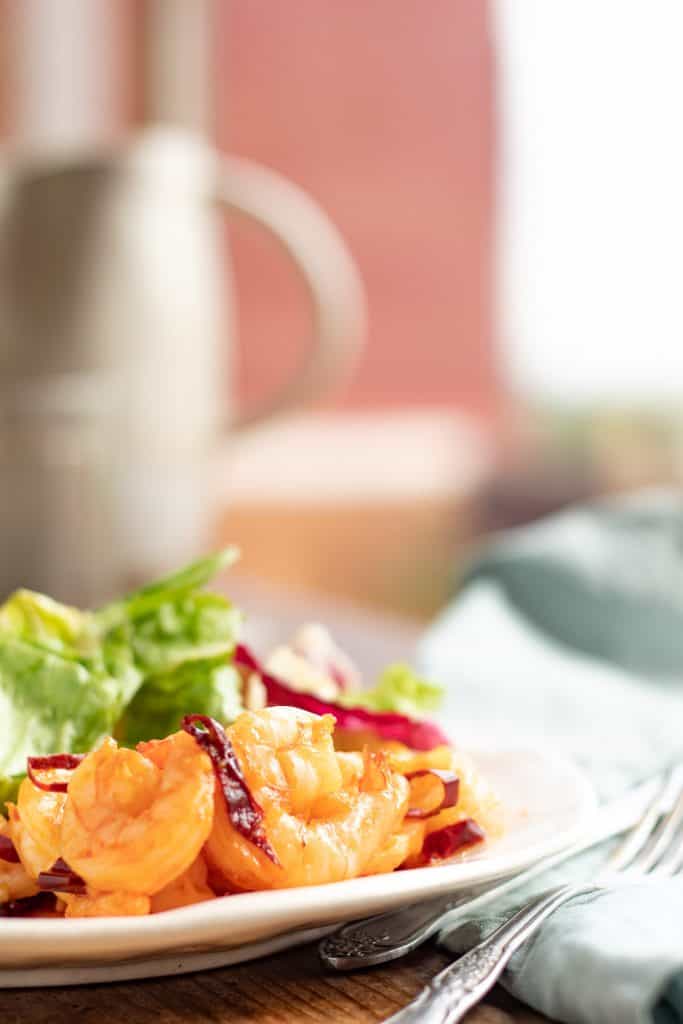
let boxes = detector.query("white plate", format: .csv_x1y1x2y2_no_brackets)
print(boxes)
0,744,595,987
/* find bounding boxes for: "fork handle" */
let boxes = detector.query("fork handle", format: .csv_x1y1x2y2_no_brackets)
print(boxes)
384,883,597,1024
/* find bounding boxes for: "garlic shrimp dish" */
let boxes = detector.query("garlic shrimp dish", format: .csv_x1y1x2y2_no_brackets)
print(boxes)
0,551,502,919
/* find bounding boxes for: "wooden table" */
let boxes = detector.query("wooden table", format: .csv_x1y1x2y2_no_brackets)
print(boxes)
4,941,552,1023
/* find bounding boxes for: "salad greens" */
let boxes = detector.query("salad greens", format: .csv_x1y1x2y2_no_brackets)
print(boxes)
338,663,443,718
0,546,444,807
0,549,242,802
119,658,243,747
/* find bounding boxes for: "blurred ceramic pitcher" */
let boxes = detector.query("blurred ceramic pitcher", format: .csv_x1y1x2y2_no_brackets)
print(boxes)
0,128,365,604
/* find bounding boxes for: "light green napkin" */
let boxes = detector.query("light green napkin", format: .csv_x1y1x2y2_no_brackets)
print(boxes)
419,490,683,1024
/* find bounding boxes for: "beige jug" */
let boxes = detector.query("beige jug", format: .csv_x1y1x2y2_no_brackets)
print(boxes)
0,127,365,603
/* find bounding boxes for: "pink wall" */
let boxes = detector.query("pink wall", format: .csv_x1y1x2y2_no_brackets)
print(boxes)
215,0,499,418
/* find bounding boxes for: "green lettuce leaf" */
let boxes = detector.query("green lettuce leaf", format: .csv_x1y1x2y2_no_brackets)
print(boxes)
0,634,127,780
340,663,443,718
0,589,129,789
0,589,95,658
119,657,244,747
0,774,25,808
101,591,241,680
0,548,242,809
94,548,239,634
99,548,243,740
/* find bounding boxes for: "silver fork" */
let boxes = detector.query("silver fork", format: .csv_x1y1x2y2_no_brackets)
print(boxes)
320,773,661,971
384,766,683,1024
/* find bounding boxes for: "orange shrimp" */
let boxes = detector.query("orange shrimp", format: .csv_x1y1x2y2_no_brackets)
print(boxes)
8,772,66,879
60,731,214,895
0,817,38,903
150,852,215,913
59,891,151,918
385,743,502,868
205,707,410,891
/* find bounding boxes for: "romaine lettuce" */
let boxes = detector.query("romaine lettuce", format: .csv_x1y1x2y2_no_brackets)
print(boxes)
339,663,443,718
120,658,243,747
0,548,243,807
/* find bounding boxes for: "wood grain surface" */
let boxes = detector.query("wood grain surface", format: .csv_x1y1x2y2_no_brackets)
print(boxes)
2,942,553,1024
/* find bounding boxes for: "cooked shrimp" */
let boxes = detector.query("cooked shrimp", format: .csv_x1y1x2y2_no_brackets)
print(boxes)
360,829,413,876
349,740,501,838
61,731,214,895
335,738,502,869
59,891,150,918
404,747,500,841
381,743,502,868
150,853,214,913
8,774,66,879
0,817,38,903
205,707,409,890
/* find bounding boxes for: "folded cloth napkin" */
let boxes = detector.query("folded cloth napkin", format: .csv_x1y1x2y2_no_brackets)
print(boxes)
418,490,683,1024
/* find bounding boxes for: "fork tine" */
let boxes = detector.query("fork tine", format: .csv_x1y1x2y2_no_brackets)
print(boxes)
605,768,680,872
651,825,683,877
645,791,683,877
627,782,683,874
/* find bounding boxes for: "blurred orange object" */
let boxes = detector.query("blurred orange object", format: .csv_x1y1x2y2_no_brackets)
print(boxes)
214,412,492,620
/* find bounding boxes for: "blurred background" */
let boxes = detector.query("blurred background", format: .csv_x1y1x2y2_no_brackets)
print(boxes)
0,0,681,620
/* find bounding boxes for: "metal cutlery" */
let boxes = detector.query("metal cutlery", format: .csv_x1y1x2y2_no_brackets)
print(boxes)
319,772,661,970
383,766,683,1023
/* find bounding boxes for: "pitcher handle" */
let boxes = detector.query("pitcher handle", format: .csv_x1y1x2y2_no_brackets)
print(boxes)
215,156,366,431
